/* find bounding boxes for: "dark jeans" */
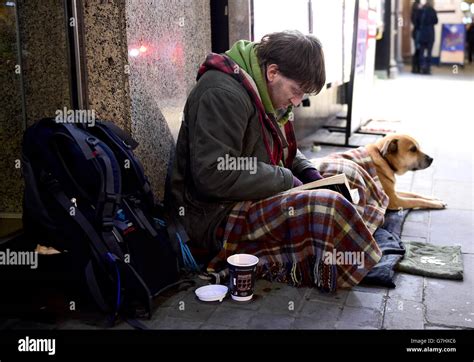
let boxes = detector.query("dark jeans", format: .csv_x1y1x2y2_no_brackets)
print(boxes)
419,41,433,72
412,48,420,72
419,42,433,73
469,41,474,63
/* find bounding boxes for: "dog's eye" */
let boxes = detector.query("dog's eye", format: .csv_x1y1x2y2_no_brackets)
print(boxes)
410,146,417,152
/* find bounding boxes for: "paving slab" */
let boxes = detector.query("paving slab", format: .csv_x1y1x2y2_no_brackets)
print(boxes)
352,283,389,294
401,221,430,239
345,290,385,311
160,293,219,322
305,288,349,305
150,316,204,329
334,306,383,329
433,152,473,183
247,314,295,329
429,209,474,253
199,323,233,330
401,236,427,243
424,325,461,330
389,273,424,302
205,305,257,328
433,180,474,210
224,295,262,311
294,299,343,329
383,297,424,329
258,294,305,315
424,254,474,329
405,210,430,224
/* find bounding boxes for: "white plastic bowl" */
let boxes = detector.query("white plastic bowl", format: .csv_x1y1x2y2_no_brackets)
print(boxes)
195,284,228,302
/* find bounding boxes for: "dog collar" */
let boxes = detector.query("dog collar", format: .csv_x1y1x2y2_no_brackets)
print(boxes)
381,152,398,173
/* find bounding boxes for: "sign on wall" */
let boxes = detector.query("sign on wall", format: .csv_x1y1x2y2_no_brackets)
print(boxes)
439,24,466,65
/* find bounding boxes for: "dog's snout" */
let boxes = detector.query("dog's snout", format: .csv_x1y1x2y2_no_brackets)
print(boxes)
425,155,433,166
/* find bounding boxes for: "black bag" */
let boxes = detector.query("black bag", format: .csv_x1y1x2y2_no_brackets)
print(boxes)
21,117,184,326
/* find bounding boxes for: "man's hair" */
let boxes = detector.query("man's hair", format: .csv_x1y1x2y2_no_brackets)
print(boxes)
255,30,326,95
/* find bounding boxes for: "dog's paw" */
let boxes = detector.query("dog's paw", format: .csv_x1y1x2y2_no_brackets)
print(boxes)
433,200,447,209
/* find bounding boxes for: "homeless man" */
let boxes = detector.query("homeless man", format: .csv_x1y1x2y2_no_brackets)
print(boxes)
167,30,386,292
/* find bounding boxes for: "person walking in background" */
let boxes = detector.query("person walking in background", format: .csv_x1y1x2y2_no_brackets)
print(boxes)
411,0,422,73
416,0,438,74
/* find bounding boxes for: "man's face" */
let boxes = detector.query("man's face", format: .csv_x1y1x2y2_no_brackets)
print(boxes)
266,64,305,111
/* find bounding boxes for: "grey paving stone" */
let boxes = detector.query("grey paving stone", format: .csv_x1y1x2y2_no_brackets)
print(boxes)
162,294,219,322
430,209,474,253
353,283,389,294
150,316,204,329
409,185,434,197
345,291,385,311
412,166,435,182
253,279,274,294
205,306,256,328
247,314,295,329
258,294,304,315
409,173,435,194
401,221,430,238
334,306,383,329
298,299,343,329
433,152,473,182
154,289,190,308
405,210,430,224
199,323,233,330
56,312,111,330
425,254,474,329
56,319,102,330
389,273,424,302
305,288,349,305
424,325,461,330
266,283,311,300
383,297,424,329
224,294,262,311
292,317,337,329
401,236,427,243
433,180,474,210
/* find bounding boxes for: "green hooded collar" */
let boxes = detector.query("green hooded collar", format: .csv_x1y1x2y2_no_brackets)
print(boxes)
225,40,293,125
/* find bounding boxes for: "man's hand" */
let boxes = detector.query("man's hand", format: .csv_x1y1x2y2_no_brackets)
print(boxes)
292,175,303,187
298,168,323,184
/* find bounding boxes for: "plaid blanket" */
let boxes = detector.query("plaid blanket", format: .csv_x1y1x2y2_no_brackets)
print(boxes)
312,147,389,234
207,147,387,291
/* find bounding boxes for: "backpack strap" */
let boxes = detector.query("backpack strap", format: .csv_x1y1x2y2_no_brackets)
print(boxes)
44,177,154,322
100,120,139,150
61,125,123,258
43,176,118,313
95,122,153,202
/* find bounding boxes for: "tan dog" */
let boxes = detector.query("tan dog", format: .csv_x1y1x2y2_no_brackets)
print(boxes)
365,134,447,210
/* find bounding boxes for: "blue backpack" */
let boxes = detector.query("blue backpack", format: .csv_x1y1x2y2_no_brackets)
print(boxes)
21,117,188,327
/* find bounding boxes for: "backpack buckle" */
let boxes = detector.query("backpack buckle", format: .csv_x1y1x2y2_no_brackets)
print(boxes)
105,193,121,204
102,217,114,229
86,137,99,146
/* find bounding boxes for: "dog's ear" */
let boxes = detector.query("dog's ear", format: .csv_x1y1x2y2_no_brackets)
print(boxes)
381,138,398,157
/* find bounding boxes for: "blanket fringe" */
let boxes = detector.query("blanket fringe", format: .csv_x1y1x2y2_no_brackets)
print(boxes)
257,255,337,292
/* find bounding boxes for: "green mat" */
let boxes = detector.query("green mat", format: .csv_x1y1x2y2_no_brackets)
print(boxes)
396,241,463,280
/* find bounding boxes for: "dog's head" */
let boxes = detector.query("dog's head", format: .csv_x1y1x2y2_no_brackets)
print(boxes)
377,134,433,175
